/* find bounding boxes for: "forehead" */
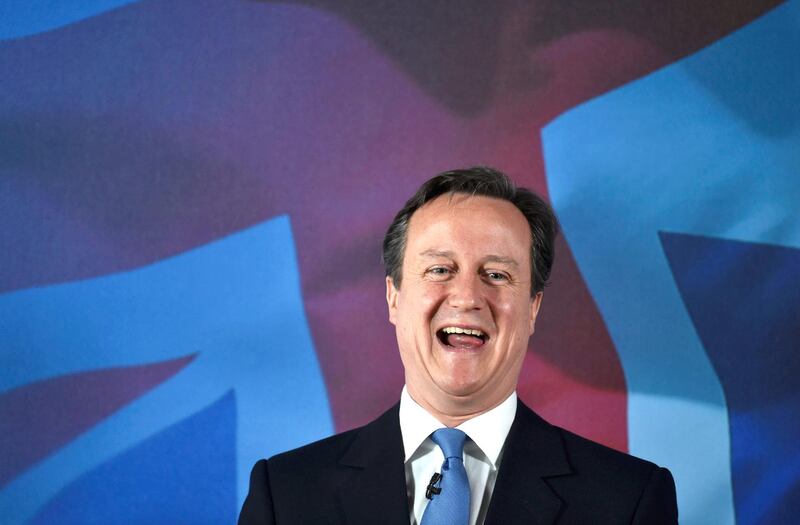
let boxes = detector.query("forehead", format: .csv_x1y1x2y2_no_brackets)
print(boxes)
405,193,531,258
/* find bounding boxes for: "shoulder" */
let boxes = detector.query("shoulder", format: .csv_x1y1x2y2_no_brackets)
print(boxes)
554,428,678,523
510,402,678,522
239,404,402,524
513,400,664,480
265,425,361,478
558,424,661,479
239,429,362,524
261,402,402,496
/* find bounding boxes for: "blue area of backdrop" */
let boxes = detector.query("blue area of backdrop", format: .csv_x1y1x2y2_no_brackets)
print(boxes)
2,1,798,523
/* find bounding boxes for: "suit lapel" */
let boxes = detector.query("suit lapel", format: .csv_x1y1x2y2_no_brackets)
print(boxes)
337,404,410,525
483,401,572,525
332,400,572,525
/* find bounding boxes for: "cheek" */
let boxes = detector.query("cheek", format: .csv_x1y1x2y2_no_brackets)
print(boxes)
396,287,442,337
415,285,447,316
494,296,535,329
420,289,442,310
493,297,517,319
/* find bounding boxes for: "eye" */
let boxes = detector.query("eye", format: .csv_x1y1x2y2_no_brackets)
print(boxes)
484,271,509,283
426,266,453,280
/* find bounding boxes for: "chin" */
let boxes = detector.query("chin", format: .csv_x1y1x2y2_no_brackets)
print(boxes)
436,375,486,399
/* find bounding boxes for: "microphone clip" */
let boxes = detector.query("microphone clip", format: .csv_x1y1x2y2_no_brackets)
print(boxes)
425,472,442,500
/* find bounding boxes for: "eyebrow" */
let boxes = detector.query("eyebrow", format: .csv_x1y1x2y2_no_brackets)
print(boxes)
419,249,455,259
418,250,519,267
483,255,519,267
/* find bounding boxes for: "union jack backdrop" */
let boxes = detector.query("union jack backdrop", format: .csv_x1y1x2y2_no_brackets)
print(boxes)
1,1,797,523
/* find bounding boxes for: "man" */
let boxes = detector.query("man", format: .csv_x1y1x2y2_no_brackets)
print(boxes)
239,167,678,524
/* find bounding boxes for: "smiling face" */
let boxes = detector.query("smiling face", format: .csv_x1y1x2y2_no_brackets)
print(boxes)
386,193,542,422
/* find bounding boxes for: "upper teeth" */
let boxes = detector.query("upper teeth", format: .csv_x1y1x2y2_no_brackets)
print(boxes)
442,327,485,337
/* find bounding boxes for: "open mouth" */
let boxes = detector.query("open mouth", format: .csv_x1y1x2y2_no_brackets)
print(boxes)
436,326,488,350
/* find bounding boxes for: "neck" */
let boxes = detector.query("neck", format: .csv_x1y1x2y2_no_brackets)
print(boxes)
407,384,512,428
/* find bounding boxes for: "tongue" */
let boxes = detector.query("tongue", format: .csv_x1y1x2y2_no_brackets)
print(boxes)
446,333,484,349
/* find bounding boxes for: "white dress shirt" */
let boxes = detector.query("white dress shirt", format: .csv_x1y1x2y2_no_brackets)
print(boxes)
399,386,518,525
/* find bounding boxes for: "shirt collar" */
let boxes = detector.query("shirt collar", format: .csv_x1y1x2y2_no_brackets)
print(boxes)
399,386,445,462
457,391,516,468
399,386,517,468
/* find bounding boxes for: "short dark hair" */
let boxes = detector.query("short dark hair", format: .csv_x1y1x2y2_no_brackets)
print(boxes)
382,166,559,295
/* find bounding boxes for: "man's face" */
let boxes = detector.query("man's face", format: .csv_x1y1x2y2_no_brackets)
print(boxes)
386,193,542,413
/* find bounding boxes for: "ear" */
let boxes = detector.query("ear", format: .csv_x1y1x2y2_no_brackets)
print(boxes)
529,292,543,335
386,276,399,325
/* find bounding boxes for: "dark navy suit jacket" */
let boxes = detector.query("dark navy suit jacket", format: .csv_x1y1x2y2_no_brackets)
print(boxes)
238,400,678,524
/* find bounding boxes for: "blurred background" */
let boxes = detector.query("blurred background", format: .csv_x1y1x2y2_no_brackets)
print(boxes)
1,1,798,523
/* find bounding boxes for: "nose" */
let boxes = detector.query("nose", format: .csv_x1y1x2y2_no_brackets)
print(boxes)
447,273,483,310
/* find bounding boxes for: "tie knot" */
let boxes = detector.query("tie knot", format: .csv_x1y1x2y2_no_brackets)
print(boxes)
431,428,467,460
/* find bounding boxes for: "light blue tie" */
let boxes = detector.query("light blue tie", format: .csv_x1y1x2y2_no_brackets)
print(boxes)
420,428,470,525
